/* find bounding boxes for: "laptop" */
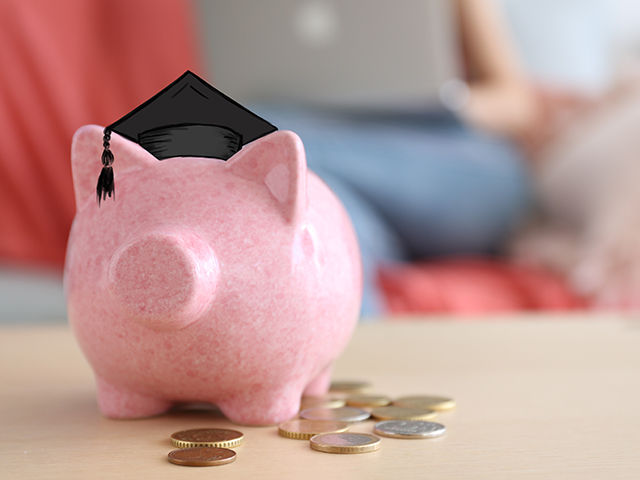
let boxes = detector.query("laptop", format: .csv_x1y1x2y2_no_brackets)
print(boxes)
198,0,463,110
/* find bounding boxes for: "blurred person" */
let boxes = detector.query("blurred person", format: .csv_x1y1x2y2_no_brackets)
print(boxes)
254,0,541,317
502,0,640,309
510,67,640,309
261,0,640,316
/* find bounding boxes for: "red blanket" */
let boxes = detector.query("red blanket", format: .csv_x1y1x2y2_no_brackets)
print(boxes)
379,257,586,315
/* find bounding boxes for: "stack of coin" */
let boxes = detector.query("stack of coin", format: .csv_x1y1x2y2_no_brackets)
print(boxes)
167,428,244,467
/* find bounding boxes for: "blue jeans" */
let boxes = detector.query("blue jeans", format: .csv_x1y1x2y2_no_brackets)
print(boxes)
253,105,532,318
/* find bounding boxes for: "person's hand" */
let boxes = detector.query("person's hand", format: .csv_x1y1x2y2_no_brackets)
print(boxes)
518,86,599,158
571,204,640,310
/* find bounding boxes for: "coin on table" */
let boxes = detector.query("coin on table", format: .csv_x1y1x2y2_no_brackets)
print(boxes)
329,380,372,394
392,395,456,411
310,433,381,454
167,447,236,466
374,420,446,439
300,406,370,423
300,395,346,411
170,428,244,448
371,405,437,421
345,394,392,408
278,419,350,440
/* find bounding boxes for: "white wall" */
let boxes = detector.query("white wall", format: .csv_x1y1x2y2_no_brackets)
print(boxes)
500,0,640,92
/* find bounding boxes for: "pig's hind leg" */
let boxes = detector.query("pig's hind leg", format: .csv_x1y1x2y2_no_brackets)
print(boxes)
95,376,174,419
302,363,334,397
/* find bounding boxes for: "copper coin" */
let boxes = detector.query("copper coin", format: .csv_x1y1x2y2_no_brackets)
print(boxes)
167,447,236,466
170,428,244,448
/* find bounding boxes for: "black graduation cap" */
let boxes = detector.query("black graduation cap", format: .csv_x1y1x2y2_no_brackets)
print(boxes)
97,70,277,204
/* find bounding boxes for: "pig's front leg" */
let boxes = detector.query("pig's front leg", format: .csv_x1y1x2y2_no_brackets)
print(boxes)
96,376,174,419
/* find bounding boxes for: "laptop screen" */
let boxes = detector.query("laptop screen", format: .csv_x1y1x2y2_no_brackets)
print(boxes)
199,0,463,109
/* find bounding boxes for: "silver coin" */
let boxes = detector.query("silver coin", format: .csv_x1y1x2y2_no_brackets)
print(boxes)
373,420,446,439
300,406,370,422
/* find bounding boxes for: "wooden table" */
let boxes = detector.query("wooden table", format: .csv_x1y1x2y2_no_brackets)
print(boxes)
2,315,639,479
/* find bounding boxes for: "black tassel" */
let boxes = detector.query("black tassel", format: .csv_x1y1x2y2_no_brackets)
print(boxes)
97,128,115,206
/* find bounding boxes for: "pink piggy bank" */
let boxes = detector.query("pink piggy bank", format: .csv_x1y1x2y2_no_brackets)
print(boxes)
64,125,362,425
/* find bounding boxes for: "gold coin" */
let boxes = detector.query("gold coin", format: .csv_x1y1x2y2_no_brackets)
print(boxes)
167,447,236,466
300,406,370,422
170,428,244,448
300,395,346,411
392,395,456,411
345,394,392,408
310,433,381,454
371,406,437,421
329,380,372,394
278,419,350,440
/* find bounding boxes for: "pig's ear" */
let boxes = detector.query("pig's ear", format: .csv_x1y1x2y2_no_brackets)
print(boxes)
227,130,307,224
71,125,157,210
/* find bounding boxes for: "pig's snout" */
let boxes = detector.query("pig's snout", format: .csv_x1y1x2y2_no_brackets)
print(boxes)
107,229,218,330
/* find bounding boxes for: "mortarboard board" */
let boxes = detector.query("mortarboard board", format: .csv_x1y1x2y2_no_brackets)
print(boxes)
97,70,277,205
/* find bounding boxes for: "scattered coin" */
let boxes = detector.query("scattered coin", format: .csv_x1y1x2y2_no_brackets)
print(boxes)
329,380,372,394
300,395,346,411
370,405,437,421
164,385,454,463
300,406,371,423
310,433,381,454
392,395,456,411
278,419,350,440
170,428,244,448
345,394,392,408
374,420,446,439
167,447,236,466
